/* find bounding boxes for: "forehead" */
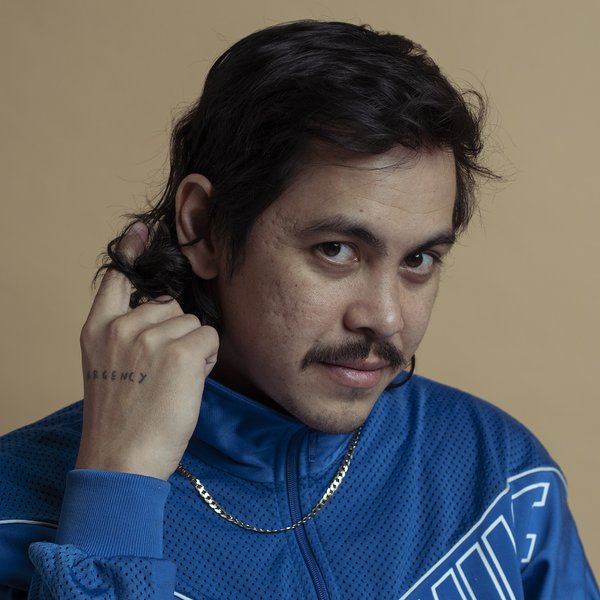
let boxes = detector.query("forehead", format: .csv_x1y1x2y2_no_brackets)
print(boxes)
269,146,457,237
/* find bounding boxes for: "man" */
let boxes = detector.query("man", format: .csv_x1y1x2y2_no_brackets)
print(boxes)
0,20,597,599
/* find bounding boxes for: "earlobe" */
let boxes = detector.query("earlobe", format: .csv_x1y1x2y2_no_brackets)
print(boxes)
175,174,220,280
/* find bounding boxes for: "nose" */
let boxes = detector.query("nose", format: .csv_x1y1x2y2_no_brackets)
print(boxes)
343,275,404,340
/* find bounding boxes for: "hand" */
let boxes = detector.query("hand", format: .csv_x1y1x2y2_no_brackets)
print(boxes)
76,222,219,480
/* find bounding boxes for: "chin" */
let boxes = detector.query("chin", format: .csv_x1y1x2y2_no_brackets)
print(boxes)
285,399,373,434
313,420,365,435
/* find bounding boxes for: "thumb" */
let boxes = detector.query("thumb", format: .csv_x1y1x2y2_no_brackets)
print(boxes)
87,221,151,321
119,221,149,264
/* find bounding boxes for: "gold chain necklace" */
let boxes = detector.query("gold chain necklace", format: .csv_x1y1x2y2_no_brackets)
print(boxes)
176,426,362,534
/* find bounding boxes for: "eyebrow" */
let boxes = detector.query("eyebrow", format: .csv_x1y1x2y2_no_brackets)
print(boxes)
299,215,456,256
410,230,457,254
301,215,388,254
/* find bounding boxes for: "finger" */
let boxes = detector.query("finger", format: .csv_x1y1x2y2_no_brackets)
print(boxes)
126,296,184,327
118,221,149,263
85,296,184,344
176,325,220,376
137,314,203,346
88,222,149,323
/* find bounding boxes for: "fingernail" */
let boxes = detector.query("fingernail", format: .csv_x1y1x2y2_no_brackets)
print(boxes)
129,221,146,236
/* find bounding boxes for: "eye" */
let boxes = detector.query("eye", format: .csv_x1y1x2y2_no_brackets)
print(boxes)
315,242,358,265
402,252,438,276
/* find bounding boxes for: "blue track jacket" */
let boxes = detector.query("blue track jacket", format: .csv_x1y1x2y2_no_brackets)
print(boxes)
0,375,598,598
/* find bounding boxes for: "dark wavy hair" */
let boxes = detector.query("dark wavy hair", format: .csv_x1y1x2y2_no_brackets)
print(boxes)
103,20,496,328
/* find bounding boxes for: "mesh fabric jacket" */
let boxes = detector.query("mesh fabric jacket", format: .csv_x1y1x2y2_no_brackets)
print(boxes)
0,375,598,599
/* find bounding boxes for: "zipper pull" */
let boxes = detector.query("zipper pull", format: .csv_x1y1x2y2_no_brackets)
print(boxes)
308,431,319,463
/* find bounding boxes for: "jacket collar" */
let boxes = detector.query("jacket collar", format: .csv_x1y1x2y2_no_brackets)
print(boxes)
187,378,353,483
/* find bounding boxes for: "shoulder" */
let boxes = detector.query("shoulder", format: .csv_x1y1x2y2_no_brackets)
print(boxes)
368,374,556,479
0,403,83,523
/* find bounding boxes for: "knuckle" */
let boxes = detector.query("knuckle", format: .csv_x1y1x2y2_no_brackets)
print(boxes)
137,328,160,350
201,325,220,347
80,318,108,348
80,321,95,346
168,299,184,317
183,314,201,328
106,316,130,341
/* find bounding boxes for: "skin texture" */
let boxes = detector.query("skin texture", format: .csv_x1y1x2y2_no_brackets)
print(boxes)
77,146,456,479
179,146,457,435
76,223,220,480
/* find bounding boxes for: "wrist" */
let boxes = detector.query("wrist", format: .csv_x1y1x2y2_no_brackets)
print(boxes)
76,444,181,480
56,469,171,557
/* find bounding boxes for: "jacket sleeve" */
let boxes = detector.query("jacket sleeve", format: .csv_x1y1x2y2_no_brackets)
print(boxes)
0,586,27,599
25,470,177,599
510,468,600,599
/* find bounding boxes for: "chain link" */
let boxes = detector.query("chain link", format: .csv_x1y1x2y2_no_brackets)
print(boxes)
177,426,362,534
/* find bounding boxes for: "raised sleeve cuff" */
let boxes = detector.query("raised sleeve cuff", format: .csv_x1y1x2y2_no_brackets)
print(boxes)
55,469,171,558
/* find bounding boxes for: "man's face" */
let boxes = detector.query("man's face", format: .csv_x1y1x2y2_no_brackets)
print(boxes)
210,147,456,433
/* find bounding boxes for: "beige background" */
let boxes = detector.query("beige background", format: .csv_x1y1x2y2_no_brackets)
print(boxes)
1,0,598,575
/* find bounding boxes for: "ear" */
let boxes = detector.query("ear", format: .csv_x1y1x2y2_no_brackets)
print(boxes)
175,174,220,280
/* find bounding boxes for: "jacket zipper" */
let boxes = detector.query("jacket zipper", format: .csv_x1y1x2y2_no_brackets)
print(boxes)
286,429,329,600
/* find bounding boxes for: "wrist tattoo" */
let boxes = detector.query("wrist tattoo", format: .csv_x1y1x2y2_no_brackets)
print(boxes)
86,369,147,384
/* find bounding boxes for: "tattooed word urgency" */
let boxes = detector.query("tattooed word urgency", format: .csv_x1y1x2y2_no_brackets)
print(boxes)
86,370,148,384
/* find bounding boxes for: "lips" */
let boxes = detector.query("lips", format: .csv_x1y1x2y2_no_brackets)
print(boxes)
319,359,389,389
324,359,389,371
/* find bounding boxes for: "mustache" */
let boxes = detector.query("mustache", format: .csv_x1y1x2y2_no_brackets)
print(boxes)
301,339,405,371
